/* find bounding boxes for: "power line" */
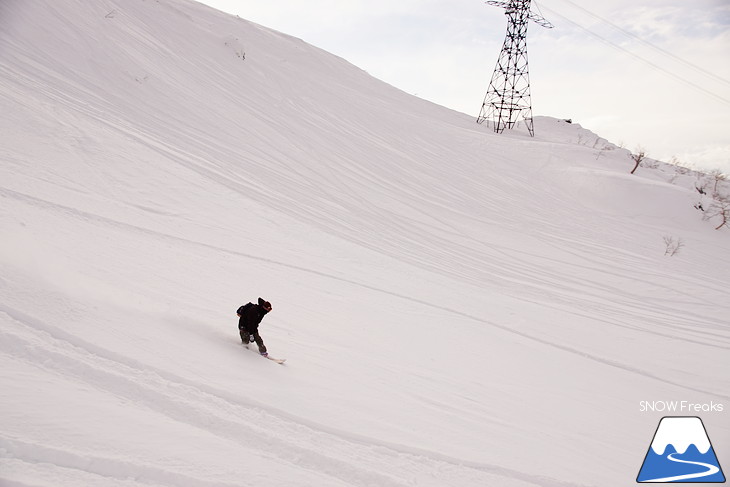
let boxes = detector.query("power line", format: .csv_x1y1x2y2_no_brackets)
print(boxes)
537,4,730,105
556,0,730,87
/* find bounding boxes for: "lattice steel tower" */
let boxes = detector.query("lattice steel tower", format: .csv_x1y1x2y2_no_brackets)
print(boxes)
477,0,553,136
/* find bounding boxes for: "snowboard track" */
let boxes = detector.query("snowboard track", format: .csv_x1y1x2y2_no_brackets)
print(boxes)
0,304,586,487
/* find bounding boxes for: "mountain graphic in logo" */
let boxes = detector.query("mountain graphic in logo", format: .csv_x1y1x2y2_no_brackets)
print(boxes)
637,416,726,483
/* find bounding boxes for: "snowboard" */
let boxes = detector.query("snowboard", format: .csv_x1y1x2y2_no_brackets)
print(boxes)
242,343,286,364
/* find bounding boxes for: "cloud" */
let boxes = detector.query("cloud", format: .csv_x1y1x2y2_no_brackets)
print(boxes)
615,3,730,40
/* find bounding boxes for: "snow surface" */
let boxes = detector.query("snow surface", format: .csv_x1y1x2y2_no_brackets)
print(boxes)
1,0,729,486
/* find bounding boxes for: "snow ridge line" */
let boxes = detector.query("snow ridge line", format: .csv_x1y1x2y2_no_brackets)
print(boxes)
2,186,728,400
0,306,588,487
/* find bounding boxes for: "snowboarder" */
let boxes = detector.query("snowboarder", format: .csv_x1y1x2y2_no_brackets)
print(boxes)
237,298,272,356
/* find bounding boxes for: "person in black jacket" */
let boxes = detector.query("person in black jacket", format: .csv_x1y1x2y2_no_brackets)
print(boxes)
237,297,272,356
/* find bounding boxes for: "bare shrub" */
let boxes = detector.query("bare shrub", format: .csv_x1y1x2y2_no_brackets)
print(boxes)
709,169,727,197
705,197,730,230
630,148,646,174
663,236,684,256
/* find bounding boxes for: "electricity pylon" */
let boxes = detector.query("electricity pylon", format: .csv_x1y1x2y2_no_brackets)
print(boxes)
477,0,553,136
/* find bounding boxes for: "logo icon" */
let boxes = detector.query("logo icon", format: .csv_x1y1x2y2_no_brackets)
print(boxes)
637,416,725,483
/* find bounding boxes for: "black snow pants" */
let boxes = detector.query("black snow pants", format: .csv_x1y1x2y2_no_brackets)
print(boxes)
240,327,267,354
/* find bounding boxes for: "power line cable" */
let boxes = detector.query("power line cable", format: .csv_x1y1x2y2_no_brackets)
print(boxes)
555,0,730,86
537,4,730,105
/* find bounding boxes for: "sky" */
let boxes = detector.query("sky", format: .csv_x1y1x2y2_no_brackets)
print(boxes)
196,0,730,173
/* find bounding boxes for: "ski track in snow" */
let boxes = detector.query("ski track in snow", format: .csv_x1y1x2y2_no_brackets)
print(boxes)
2,186,728,403
0,305,583,487
4,59,728,357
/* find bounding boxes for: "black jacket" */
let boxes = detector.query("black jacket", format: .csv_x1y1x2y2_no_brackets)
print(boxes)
238,302,269,333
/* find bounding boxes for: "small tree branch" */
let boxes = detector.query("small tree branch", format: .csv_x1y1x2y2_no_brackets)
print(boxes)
630,148,646,174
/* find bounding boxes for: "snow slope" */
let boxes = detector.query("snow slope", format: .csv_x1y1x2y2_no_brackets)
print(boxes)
1,0,728,486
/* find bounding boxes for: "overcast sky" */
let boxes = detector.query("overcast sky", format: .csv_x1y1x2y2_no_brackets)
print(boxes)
198,0,730,173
